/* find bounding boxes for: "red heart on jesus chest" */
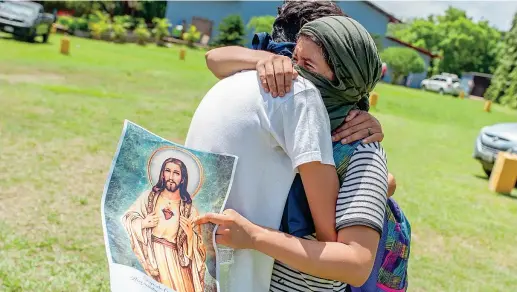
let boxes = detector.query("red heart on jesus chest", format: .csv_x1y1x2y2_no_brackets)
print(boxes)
162,208,174,220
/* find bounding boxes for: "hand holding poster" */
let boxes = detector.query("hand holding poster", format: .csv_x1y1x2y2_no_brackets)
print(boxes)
101,121,237,292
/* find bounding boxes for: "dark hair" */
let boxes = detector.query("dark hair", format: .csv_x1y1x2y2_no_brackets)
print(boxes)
272,0,345,43
153,157,192,204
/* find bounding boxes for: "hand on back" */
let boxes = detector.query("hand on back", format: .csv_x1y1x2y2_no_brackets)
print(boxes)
256,55,298,97
332,110,384,144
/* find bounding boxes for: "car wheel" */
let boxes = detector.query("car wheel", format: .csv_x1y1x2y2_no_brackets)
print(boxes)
439,88,444,95
42,33,49,43
421,85,426,91
25,33,35,43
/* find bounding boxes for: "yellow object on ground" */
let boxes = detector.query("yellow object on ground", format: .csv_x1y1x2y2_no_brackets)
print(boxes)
484,100,492,112
179,48,186,60
60,37,70,55
369,91,378,108
459,91,465,99
489,152,517,194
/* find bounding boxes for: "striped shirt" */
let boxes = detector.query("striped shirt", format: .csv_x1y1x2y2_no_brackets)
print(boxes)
269,142,388,292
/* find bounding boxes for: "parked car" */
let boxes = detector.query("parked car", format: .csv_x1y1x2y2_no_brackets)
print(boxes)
0,0,55,43
473,123,517,176
420,73,462,96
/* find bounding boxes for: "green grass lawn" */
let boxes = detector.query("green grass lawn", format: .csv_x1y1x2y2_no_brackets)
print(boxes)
1,34,516,292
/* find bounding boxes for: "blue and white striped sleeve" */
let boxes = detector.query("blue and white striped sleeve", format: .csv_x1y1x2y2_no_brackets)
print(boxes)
335,142,388,234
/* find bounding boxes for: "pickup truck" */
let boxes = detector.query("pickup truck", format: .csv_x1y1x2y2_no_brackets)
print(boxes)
0,1,55,43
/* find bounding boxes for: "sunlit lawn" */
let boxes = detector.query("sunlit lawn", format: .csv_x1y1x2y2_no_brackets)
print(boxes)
1,34,516,291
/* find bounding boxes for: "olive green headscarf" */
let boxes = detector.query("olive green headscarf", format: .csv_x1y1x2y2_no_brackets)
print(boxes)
295,16,382,131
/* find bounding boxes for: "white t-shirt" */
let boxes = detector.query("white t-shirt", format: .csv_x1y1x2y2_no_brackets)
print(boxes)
184,70,334,292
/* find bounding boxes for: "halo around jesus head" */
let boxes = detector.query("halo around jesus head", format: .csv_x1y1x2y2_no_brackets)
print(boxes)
147,146,204,197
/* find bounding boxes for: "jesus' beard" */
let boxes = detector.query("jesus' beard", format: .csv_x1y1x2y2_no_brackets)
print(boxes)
165,180,180,193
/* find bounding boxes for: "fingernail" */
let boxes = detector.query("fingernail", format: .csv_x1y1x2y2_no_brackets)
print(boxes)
332,136,337,141
341,139,347,144
279,91,285,96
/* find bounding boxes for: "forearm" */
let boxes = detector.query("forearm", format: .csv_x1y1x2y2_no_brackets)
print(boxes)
252,226,376,286
307,192,338,242
205,46,274,79
298,162,339,242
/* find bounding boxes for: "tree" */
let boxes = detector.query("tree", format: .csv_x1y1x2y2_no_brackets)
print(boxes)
381,47,426,84
388,7,502,76
370,33,384,52
247,16,275,34
212,15,246,47
486,12,517,108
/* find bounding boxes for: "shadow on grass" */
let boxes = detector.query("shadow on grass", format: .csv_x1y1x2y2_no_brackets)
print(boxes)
498,193,517,201
473,173,517,200
474,174,488,181
0,34,51,45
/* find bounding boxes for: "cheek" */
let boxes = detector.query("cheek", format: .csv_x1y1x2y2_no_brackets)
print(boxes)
327,71,335,81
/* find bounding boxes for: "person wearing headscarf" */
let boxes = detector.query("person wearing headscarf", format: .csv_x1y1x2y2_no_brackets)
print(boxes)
196,16,390,291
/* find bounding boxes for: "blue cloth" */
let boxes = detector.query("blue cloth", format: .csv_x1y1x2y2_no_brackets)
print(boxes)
252,32,296,58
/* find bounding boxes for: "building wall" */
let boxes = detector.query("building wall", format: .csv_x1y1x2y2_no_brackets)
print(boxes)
165,1,390,45
166,1,431,88
381,38,431,88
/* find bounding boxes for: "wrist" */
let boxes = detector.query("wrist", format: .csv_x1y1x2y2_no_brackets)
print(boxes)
253,50,276,65
249,223,267,250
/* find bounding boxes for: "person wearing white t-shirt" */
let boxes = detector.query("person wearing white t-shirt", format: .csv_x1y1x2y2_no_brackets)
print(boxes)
185,68,337,292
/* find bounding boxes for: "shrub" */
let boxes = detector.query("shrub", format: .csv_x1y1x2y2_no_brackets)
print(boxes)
112,15,132,43
57,16,75,31
75,16,89,32
152,17,171,46
134,19,151,45
212,14,246,46
182,25,201,47
88,11,111,40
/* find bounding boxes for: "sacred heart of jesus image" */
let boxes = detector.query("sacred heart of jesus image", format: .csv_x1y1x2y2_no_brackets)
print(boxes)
121,146,207,292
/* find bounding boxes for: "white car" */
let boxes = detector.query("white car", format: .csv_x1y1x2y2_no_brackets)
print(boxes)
420,74,462,96
473,123,517,176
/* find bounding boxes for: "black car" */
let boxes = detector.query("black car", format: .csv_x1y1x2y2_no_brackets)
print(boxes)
0,1,55,42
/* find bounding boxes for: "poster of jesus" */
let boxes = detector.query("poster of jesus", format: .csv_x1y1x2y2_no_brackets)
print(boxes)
101,121,237,292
